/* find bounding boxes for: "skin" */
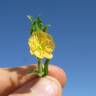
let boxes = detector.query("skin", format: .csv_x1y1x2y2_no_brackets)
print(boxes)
0,64,67,96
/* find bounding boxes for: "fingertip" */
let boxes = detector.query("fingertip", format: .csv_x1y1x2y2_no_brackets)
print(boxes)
48,65,67,87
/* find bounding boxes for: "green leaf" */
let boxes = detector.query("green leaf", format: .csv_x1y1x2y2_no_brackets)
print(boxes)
33,20,39,31
30,20,39,34
30,23,34,34
27,16,51,34
43,24,51,32
37,16,43,30
37,16,43,23
27,15,33,23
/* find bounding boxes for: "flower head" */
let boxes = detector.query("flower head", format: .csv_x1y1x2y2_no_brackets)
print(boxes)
28,30,55,59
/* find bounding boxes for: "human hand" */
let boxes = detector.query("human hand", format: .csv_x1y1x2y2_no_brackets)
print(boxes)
0,64,67,96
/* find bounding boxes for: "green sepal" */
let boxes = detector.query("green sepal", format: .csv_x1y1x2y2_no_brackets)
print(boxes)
30,20,39,34
27,15,33,23
37,16,43,30
43,24,51,32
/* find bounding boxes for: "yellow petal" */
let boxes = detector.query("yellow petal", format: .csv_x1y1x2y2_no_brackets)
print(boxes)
28,31,55,59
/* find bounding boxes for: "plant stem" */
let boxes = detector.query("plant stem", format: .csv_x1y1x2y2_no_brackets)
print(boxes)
37,58,42,74
44,59,50,76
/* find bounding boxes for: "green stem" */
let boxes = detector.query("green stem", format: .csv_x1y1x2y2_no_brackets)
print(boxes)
37,58,42,73
44,59,50,76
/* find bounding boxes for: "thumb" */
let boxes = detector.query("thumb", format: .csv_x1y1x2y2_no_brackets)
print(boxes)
9,76,62,96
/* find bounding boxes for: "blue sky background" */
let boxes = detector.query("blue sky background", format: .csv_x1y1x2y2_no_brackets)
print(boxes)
0,0,96,96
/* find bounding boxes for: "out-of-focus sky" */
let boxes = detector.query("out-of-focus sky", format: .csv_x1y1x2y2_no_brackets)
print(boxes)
0,0,96,96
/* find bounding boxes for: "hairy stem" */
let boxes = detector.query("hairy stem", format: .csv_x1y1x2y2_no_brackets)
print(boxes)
37,58,42,74
44,59,50,76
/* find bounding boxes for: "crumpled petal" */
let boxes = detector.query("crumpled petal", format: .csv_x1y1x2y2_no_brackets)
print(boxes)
28,31,55,59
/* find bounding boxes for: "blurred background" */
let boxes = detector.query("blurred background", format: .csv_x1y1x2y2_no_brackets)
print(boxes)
0,0,96,96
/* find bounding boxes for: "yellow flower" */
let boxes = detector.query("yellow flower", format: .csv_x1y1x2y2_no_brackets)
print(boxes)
28,31,55,59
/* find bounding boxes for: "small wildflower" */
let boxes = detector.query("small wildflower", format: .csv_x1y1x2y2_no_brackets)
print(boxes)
27,16,55,76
